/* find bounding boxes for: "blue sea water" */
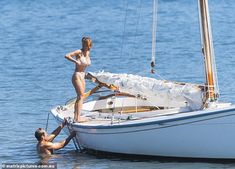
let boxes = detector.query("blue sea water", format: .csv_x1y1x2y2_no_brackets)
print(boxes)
1,0,235,168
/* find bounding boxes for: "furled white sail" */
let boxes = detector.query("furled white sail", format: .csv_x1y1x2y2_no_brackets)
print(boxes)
91,71,204,110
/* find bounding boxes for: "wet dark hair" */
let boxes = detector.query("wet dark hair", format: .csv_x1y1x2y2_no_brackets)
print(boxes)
35,128,45,141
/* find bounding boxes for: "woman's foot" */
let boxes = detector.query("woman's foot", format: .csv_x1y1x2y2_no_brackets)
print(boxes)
74,117,90,123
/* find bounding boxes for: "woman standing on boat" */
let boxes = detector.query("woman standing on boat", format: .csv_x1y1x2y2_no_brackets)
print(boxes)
65,37,92,122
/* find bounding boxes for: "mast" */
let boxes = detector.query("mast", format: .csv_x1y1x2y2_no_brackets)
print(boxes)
198,0,219,103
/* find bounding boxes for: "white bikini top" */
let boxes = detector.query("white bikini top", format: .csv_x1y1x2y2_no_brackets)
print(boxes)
80,56,88,65
78,52,90,66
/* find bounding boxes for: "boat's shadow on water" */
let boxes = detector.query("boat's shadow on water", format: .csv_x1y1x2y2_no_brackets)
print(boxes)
82,149,235,164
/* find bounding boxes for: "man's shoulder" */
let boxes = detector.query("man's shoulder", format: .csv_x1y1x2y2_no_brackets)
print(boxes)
39,141,53,147
37,141,53,155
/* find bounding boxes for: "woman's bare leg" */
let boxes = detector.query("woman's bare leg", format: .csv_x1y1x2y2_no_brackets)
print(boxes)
77,83,85,122
80,78,85,110
72,74,85,122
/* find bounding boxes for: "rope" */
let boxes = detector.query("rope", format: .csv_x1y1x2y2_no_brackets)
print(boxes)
120,0,129,59
205,0,220,99
151,0,159,74
198,0,219,102
136,68,165,80
129,0,142,59
45,112,50,132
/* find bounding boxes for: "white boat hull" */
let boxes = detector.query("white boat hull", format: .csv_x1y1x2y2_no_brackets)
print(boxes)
51,105,235,159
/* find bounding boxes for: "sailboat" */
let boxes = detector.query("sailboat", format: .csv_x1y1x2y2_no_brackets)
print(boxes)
51,0,235,159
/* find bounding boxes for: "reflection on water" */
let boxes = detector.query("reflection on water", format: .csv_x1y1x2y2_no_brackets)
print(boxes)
37,154,61,165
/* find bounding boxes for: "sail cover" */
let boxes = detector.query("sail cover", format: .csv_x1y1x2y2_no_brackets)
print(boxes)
91,71,204,110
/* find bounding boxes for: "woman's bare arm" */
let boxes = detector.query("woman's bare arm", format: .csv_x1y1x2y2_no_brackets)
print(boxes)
65,50,81,64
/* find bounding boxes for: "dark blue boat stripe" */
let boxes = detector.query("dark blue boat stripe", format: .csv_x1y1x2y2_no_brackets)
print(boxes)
77,113,235,134
69,107,235,130
71,110,235,134
52,107,235,132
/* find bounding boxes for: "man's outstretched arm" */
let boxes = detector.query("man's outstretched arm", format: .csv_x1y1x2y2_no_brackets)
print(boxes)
46,119,67,142
45,131,76,150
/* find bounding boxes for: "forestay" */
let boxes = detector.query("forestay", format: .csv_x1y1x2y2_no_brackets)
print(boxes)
91,71,204,110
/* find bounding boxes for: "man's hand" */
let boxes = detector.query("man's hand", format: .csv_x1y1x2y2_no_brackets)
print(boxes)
47,118,68,142
63,118,68,126
70,131,76,138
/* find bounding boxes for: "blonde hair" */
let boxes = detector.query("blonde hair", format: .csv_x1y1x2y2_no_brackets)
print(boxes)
82,37,92,49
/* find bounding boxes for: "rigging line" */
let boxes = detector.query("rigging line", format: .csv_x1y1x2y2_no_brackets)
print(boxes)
198,0,209,100
136,67,165,80
200,0,218,101
93,29,98,46
197,0,208,101
205,0,220,98
90,8,98,42
197,0,204,50
45,112,50,132
153,69,165,80
203,0,212,100
120,0,129,59
151,0,158,73
129,0,143,59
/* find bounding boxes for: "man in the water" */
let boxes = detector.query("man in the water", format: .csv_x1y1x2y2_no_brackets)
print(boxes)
35,119,76,155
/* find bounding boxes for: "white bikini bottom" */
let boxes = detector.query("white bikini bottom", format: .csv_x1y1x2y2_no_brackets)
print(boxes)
73,72,85,79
